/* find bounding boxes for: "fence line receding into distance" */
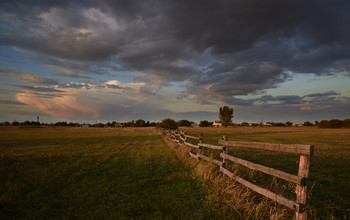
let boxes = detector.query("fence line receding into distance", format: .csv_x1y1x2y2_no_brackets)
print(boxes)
163,129,313,220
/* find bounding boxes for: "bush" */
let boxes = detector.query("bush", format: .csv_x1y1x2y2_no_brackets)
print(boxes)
318,120,329,128
135,119,146,127
319,119,344,128
157,118,178,130
199,120,212,127
329,119,342,128
303,121,313,126
177,120,192,127
342,119,350,128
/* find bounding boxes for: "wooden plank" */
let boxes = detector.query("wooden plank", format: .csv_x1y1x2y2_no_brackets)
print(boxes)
184,134,200,140
220,167,301,212
189,152,199,159
220,153,303,185
174,139,180,143
218,140,313,155
198,143,224,151
185,142,201,149
179,136,186,142
197,153,223,166
220,165,233,177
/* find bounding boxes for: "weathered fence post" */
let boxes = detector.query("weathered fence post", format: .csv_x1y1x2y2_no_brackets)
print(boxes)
222,135,228,169
183,131,187,147
296,151,312,220
199,133,203,155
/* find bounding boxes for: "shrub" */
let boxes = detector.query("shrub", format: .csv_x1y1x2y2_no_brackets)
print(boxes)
177,120,192,127
199,120,212,127
303,121,313,126
342,119,350,128
157,118,178,130
328,119,342,128
318,120,329,128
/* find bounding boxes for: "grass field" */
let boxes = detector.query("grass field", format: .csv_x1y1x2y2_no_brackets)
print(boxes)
0,127,224,219
181,126,350,219
1,127,349,219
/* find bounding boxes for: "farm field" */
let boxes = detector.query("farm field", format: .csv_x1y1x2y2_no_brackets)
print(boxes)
0,127,224,219
181,126,350,219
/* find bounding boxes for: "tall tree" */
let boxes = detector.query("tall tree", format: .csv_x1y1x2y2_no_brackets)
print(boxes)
219,106,233,127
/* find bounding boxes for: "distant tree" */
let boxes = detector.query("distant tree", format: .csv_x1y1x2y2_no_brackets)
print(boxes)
285,121,292,127
124,121,135,127
55,121,68,126
219,106,233,127
23,120,31,125
149,122,157,127
157,118,178,130
328,119,342,128
135,119,146,127
199,120,212,127
241,122,249,127
314,121,319,126
270,122,286,127
343,119,350,128
11,121,20,126
303,121,313,126
92,123,105,127
318,120,329,128
3,121,10,126
177,120,192,127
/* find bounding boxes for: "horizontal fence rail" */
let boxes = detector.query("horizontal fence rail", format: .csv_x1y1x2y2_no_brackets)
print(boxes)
163,129,314,220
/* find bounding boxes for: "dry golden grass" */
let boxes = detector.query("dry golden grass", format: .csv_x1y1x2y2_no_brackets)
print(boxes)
164,135,292,219
174,126,350,219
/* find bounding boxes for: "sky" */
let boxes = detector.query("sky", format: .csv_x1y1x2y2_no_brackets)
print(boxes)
1,0,350,123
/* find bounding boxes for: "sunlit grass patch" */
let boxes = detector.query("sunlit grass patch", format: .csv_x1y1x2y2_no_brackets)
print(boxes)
0,127,219,219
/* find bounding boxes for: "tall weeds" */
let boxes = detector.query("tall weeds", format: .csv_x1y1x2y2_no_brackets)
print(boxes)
163,135,293,219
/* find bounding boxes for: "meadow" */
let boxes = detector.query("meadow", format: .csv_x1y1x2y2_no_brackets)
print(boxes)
0,127,225,219
181,126,350,219
0,126,349,219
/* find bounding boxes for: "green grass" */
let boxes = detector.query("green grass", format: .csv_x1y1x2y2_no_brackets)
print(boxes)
0,127,221,219
181,127,350,219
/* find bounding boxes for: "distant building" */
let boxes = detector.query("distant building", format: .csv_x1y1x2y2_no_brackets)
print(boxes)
292,123,303,127
262,122,272,127
212,121,222,127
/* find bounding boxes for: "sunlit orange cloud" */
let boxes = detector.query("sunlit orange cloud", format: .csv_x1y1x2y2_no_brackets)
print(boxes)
292,103,312,110
16,93,100,119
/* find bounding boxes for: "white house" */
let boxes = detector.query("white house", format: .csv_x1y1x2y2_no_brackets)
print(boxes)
212,121,222,127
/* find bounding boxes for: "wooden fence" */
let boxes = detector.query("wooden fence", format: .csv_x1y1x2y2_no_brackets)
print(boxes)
163,129,314,220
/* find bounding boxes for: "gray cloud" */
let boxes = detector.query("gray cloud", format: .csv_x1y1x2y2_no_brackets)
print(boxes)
14,74,59,85
226,91,342,107
12,85,64,93
0,99,26,105
1,0,350,103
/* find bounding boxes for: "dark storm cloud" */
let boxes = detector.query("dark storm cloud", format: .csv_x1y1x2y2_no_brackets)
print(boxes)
1,0,350,102
0,99,25,105
12,85,64,93
226,91,342,107
304,90,340,98
14,74,59,85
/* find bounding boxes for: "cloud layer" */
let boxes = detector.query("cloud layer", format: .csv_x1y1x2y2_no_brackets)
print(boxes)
1,0,350,122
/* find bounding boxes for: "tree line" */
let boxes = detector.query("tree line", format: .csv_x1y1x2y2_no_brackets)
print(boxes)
1,105,349,129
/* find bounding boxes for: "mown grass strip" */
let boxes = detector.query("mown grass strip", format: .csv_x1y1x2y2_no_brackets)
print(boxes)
0,128,220,219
